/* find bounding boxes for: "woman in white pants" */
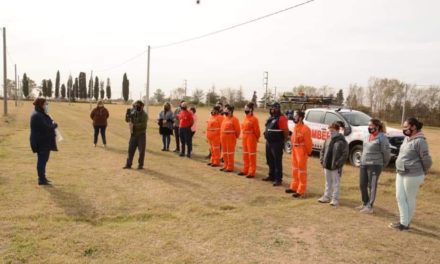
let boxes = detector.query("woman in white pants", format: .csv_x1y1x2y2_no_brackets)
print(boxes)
390,117,432,231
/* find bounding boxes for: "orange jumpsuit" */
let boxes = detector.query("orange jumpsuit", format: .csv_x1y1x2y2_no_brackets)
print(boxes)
290,122,312,195
220,115,241,171
206,114,223,166
240,115,261,177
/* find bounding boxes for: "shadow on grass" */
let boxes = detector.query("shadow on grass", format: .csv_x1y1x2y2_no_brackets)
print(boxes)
43,186,99,225
339,198,440,240
138,167,201,189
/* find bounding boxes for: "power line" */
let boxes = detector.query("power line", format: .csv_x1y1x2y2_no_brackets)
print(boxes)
97,0,316,71
153,0,315,49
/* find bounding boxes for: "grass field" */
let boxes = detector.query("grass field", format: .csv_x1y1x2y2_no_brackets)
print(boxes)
1,101,439,263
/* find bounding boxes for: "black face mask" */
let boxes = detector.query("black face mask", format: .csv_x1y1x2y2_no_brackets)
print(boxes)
368,127,377,134
136,106,142,111
244,110,250,115
403,128,412,136
181,106,187,111
293,118,299,124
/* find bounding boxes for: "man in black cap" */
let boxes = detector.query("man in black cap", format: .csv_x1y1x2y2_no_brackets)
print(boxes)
262,102,289,186
123,100,148,169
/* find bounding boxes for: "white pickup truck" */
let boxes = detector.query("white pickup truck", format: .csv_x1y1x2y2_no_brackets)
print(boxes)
286,108,404,166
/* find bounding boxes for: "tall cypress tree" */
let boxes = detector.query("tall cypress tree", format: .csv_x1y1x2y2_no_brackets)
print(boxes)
42,80,47,97
67,75,73,100
74,78,79,99
122,73,129,102
22,73,29,98
100,81,105,100
79,72,87,99
94,76,99,100
106,78,111,100
47,79,53,98
55,71,60,99
88,76,93,99
61,84,66,99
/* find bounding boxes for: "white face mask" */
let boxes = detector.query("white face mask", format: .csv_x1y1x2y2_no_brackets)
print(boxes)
44,104,49,113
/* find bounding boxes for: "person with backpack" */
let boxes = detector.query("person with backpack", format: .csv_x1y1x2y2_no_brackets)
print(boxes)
318,122,349,206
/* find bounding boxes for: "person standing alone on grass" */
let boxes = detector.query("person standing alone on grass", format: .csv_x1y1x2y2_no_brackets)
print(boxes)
90,100,109,147
238,102,261,178
158,102,174,151
389,117,432,231
263,102,289,186
123,100,148,170
357,118,391,214
30,98,58,185
220,104,241,172
178,102,194,158
318,122,349,206
287,110,312,198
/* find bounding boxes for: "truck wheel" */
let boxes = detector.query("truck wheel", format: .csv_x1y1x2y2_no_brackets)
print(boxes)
349,145,362,167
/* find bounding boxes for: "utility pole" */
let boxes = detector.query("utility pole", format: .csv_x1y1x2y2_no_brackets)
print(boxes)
401,84,409,126
3,27,7,115
274,86,277,101
145,45,150,116
89,70,93,110
184,79,187,98
14,64,17,107
263,71,268,108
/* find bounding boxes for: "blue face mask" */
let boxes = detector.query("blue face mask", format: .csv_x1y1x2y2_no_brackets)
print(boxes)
330,131,338,138
44,104,49,113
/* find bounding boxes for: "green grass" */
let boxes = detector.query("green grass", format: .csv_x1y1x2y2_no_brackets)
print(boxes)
0,101,439,263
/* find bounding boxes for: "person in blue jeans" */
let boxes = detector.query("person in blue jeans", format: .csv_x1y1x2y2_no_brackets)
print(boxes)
389,117,432,231
30,98,58,185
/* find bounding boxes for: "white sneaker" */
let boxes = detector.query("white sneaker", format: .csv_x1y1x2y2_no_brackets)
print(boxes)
318,196,331,203
330,199,339,206
355,204,365,210
360,207,374,214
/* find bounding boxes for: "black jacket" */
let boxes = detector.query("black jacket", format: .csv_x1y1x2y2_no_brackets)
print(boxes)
30,109,58,153
320,133,348,170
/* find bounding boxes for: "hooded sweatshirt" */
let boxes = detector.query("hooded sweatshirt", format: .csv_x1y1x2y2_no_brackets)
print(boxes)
360,132,391,167
396,132,432,176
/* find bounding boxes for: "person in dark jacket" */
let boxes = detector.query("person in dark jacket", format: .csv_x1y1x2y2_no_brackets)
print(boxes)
158,102,174,151
123,100,148,169
30,98,58,185
318,122,349,206
90,100,109,147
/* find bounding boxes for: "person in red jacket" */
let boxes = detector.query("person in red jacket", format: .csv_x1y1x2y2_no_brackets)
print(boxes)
220,105,241,172
178,102,194,158
90,100,109,147
287,110,312,198
206,106,223,167
238,102,261,178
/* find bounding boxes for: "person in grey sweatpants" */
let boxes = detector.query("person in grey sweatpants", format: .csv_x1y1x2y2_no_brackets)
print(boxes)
357,118,391,214
389,117,432,231
318,122,348,206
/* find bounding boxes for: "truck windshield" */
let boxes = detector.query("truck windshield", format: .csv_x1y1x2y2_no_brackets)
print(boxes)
340,111,371,126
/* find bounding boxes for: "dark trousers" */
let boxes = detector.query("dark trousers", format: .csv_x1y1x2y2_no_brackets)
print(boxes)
162,134,171,150
37,150,50,183
173,127,180,151
126,133,146,167
93,125,107,145
266,141,284,182
359,165,383,208
179,127,192,156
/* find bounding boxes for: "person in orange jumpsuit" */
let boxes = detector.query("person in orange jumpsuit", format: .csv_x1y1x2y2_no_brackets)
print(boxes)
238,102,261,178
206,106,223,167
287,110,312,198
220,105,240,172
